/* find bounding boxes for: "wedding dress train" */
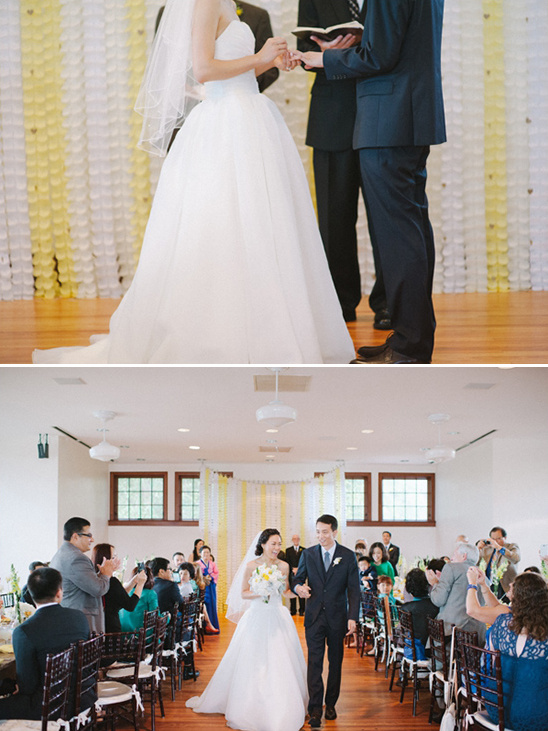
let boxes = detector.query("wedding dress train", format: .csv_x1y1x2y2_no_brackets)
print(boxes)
32,21,355,365
186,593,307,731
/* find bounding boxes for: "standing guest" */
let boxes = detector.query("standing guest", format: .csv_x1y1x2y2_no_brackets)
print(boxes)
465,566,511,626
49,516,114,633
285,534,306,616
199,546,220,633
178,562,197,600
0,568,89,720
381,530,400,576
296,0,388,329
91,543,146,633
194,563,219,633
426,542,485,642
21,561,48,607
485,572,548,731
369,541,395,582
358,554,377,593
294,0,446,364
400,568,439,653
477,526,521,601
150,557,181,615
354,540,368,557
191,539,205,564
119,565,159,632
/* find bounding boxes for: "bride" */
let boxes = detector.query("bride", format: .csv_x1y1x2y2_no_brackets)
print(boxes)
32,0,355,365
186,529,308,730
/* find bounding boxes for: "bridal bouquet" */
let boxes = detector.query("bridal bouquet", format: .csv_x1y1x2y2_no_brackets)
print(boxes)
249,564,285,603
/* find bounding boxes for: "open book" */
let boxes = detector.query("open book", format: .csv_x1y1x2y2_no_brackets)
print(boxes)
291,21,363,42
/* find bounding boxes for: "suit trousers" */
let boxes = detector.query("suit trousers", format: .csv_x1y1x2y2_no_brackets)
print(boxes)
290,596,306,614
358,145,436,362
313,147,386,317
305,609,346,713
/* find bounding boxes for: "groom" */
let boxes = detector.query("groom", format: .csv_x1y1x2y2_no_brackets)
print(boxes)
293,514,360,727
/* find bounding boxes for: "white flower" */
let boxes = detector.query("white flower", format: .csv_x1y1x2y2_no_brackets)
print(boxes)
333,557,342,566
249,563,285,603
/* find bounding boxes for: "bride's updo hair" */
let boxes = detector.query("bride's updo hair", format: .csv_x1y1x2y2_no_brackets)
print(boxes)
255,528,281,556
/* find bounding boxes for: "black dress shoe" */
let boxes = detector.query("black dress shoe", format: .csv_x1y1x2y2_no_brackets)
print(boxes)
356,335,394,358
373,308,392,330
351,346,429,364
325,707,337,720
309,711,322,728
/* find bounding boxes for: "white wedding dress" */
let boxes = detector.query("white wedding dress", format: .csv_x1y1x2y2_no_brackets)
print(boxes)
186,592,308,731
32,21,355,365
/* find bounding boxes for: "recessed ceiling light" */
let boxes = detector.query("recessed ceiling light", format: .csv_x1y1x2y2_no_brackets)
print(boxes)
265,428,279,433
177,428,190,432
361,429,374,434
346,447,358,451
189,445,200,450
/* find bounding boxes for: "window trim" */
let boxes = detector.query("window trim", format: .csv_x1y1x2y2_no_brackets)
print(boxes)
174,471,234,526
344,472,372,526
109,472,169,526
377,472,436,527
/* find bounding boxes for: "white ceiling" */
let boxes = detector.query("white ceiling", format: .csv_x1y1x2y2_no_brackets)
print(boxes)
1,366,547,466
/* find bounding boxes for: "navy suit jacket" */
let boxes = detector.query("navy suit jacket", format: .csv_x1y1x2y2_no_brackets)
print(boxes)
323,0,446,149
293,542,360,631
152,577,181,615
9,604,89,718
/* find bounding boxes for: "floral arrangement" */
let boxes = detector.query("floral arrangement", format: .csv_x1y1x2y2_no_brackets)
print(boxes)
249,564,285,603
541,559,548,583
113,554,128,584
8,565,21,599
478,556,507,594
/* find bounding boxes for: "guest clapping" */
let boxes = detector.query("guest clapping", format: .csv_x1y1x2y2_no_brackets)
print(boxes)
92,544,146,632
119,565,159,631
465,565,511,626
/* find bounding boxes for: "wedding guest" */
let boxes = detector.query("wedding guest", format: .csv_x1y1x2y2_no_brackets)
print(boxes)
369,541,395,582
194,563,218,633
426,542,486,641
400,568,438,652
477,526,521,601
178,562,197,600
199,546,220,633
151,557,181,615
92,543,146,633
354,540,368,558
426,558,446,580
381,531,400,576
119,565,159,632
172,551,185,569
21,561,48,607
286,534,306,616
377,574,395,602
465,565,511,626
191,539,205,563
524,566,542,574
0,568,89,720
358,554,377,593
49,516,115,633
485,572,548,731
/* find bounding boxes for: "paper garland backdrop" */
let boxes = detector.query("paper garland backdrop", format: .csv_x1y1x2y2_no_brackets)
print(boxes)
0,0,547,299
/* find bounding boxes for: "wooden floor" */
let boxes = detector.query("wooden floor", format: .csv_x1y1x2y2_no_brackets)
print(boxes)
132,615,436,731
1,291,547,364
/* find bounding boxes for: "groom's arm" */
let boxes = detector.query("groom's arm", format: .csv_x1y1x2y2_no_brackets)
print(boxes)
346,553,361,623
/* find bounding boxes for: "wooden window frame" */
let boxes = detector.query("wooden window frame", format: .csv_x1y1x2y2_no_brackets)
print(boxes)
377,472,436,527
344,472,372,526
109,472,169,526
174,471,233,526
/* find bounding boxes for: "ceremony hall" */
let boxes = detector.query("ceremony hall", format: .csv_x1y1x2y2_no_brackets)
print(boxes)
1,1,548,363
1,366,547,730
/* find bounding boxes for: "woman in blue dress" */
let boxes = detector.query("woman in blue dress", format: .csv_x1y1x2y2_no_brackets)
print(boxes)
199,545,220,633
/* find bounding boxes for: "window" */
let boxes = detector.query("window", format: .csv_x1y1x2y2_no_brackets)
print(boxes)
110,472,167,525
345,473,371,525
175,471,233,525
379,473,435,526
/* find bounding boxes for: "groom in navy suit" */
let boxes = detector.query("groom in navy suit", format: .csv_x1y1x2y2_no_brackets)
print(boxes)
295,0,446,364
293,515,360,727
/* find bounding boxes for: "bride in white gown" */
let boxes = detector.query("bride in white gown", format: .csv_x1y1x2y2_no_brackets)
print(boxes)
186,529,308,731
32,0,355,365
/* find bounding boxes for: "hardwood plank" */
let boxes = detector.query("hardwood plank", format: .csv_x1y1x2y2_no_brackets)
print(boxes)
128,615,436,731
1,291,547,364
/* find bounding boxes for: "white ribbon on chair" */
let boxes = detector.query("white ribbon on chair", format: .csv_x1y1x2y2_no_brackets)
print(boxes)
130,684,144,713
70,708,91,730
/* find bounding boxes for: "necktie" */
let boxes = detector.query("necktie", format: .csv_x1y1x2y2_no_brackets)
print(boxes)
348,0,360,21
324,551,331,572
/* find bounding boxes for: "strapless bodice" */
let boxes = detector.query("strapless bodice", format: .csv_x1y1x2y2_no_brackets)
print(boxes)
204,20,259,98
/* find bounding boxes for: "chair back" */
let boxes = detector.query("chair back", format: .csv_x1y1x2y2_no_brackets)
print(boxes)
151,613,169,669
180,597,199,639
41,645,75,731
454,627,479,690
0,592,16,608
360,590,376,620
428,616,449,678
163,603,179,652
142,609,159,657
101,629,145,686
460,642,505,729
398,609,418,661
74,635,103,720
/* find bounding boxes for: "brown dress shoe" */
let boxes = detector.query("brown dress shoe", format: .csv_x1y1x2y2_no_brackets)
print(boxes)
356,335,394,358
351,346,429,364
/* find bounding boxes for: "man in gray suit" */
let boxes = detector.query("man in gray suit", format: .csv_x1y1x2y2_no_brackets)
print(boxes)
477,526,520,601
49,516,115,633
426,542,486,642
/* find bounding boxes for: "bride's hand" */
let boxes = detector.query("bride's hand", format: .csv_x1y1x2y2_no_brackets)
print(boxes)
257,36,288,65
274,50,300,72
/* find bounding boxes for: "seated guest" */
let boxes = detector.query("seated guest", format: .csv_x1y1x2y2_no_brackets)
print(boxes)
465,565,511,626
178,562,197,600
369,542,395,582
427,542,486,642
358,555,378,593
400,568,439,655
92,544,146,633
0,568,89,720
21,561,48,606
486,572,548,731
523,566,542,574
151,557,181,614
119,565,159,631
426,558,446,588
355,540,368,558
377,574,395,603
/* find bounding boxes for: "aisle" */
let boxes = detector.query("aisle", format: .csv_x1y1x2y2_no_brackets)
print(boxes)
146,614,436,731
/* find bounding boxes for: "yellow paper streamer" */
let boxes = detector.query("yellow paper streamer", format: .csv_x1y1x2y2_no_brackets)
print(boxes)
217,473,228,610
